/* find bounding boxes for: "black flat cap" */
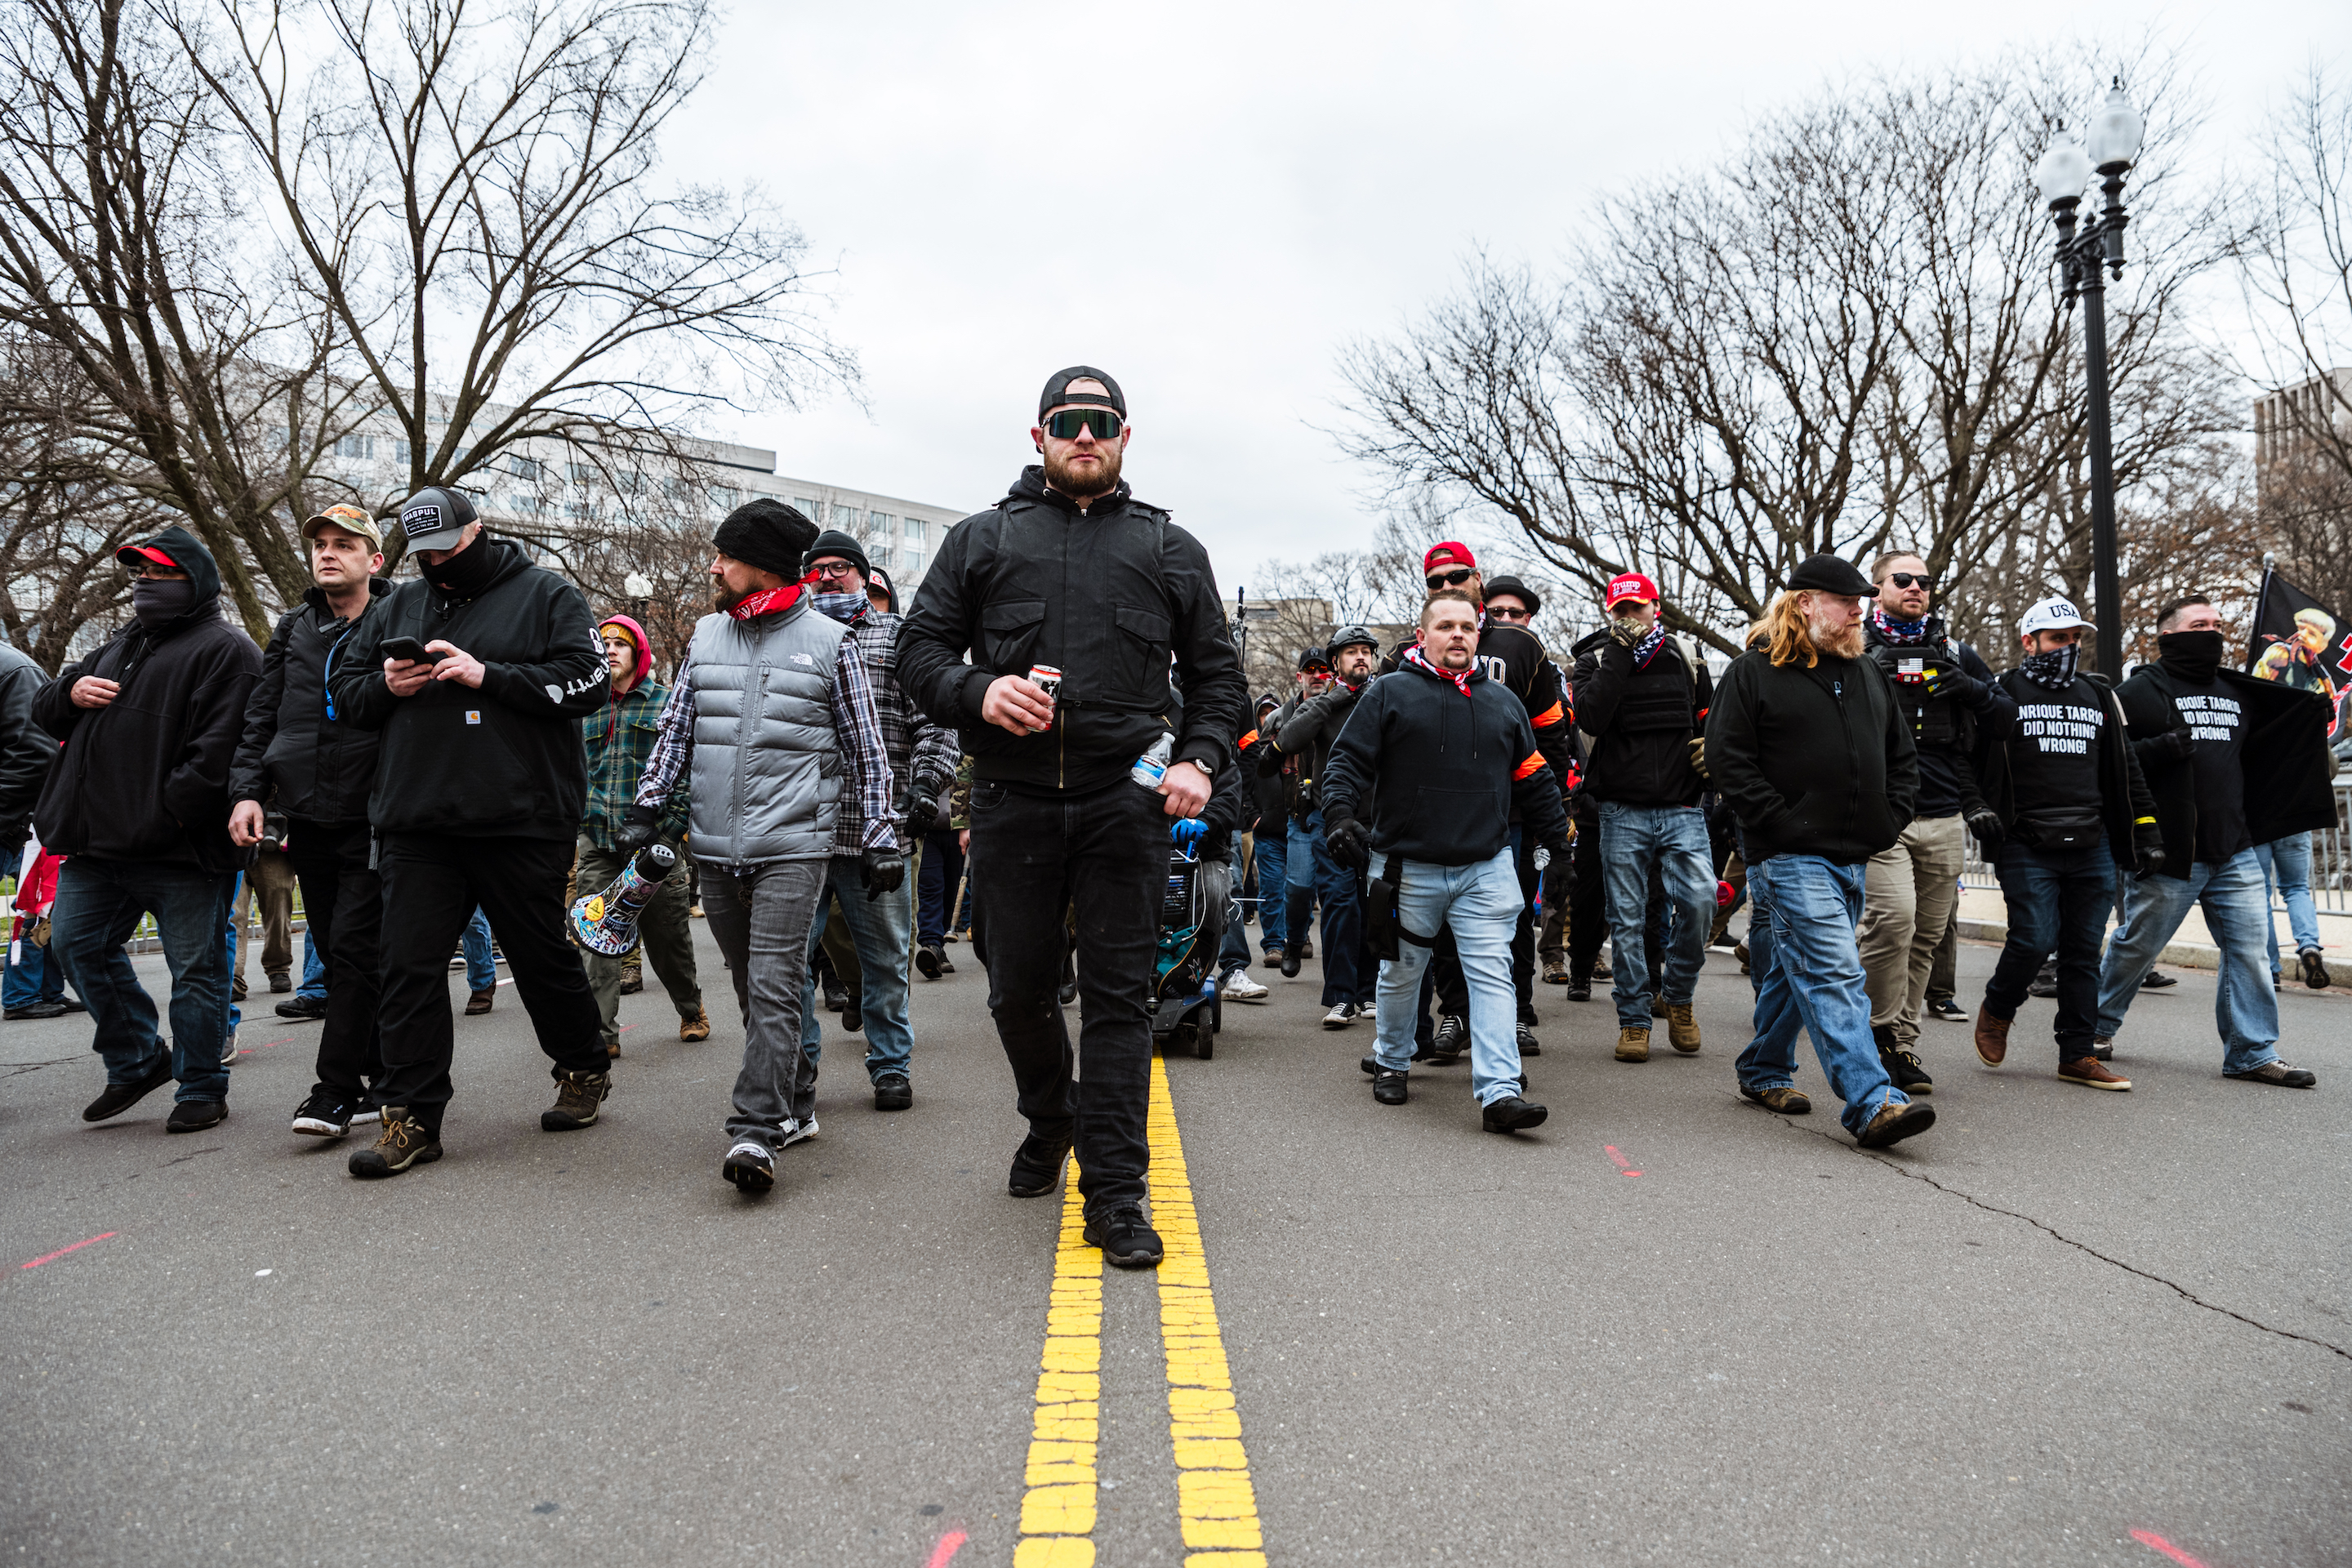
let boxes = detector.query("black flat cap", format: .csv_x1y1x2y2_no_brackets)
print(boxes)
1481,574,1542,617
1786,554,1877,597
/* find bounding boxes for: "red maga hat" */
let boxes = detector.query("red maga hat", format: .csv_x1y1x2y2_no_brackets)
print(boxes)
115,544,177,568
1604,572,1659,608
1423,541,1477,574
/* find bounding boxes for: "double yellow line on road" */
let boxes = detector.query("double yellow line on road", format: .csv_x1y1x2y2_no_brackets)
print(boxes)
1014,1054,1267,1567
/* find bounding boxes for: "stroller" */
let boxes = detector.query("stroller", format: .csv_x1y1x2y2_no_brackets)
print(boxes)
1149,822,1223,1059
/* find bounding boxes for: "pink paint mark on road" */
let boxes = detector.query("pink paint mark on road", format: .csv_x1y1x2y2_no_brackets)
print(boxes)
21,1232,116,1270
923,1530,968,1567
618,1025,637,1034
2132,1530,2215,1567
1604,1145,1642,1178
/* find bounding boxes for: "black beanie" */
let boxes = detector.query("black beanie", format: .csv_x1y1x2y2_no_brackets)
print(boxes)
802,528,871,578
714,498,816,581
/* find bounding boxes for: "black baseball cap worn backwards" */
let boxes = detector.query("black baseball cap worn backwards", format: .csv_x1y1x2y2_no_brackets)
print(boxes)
1038,366,1125,421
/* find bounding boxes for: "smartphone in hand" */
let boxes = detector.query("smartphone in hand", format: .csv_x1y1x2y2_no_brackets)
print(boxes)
381,636,448,666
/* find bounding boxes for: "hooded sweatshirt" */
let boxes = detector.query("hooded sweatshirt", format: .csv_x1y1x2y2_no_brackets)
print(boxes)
581,614,686,853
32,525,262,872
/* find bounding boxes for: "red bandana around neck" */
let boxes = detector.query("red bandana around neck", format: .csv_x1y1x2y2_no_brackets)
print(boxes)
727,572,817,621
1404,643,1476,696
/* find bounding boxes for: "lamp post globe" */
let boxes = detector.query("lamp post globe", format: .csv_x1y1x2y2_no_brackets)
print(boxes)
2034,135,2091,209
2085,79,2143,173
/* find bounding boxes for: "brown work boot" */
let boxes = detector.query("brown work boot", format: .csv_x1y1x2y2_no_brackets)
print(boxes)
1855,1096,1936,1150
679,1005,710,1042
466,987,494,1016
2058,1056,2132,1090
1739,1084,1811,1114
1664,1002,1701,1054
1542,952,1569,985
347,1107,442,1179
1973,1010,2010,1067
1615,1027,1650,1063
541,1069,611,1131
620,958,644,996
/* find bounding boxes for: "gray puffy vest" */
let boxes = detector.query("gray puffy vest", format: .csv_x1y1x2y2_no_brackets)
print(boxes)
684,599,849,865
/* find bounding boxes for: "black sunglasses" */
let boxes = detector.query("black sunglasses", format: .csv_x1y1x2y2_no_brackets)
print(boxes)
1885,572,1933,590
1044,408,1124,440
1425,568,1474,590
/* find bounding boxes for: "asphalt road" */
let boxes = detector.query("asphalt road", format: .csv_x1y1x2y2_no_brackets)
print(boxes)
2,920,2347,1567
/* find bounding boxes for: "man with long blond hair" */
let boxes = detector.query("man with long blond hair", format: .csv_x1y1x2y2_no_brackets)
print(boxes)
1704,555,1935,1150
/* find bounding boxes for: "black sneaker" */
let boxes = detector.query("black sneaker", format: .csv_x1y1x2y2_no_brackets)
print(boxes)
1372,1067,1409,1105
1057,980,1078,1006
915,944,943,981
349,1107,441,1178
5,1000,67,1020
84,1062,174,1120
541,1069,611,1130
723,1139,775,1192
2299,948,2332,990
1880,1046,1933,1096
2226,1060,2318,1089
1281,946,1303,978
2140,969,2178,990
166,1099,227,1134
1515,1022,1541,1058
1430,1014,1467,1062
274,995,329,1021
290,1092,353,1138
1481,1095,1548,1134
873,1072,912,1111
1083,1205,1164,1268
57,996,86,1013
841,991,863,1032
1009,1132,1072,1197
1926,996,1968,1022
1566,972,1592,1002
2028,961,2058,999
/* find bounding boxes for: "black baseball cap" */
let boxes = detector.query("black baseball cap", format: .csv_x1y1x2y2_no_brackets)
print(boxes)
1256,692,1279,712
1038,366,1125,421
1296,646,1332,672
1786,554,1878,597
397,486,479,553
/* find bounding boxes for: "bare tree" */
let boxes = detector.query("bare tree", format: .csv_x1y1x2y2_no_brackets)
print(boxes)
2238,65,2352,488
0,340,149,666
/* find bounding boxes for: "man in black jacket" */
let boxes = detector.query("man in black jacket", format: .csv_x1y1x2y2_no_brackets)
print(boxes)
229,505,392,1140
0,639,56,854
1572,570,1717,1066
37,527,261,1134
1855,553,2016,1096
898,368,1245,1269
1704,555,1933,1149
2091,594,2334,1087
1323,590,1568,1132
1967,597,2158,1089
327,488,613,1176
1263,625,1379,1026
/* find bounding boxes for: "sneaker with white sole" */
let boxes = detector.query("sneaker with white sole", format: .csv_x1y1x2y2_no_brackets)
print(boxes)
1321,1001,1361,1029
723,1140,775,1192
290,1092,354,1138
1220,969,1270,1004
780,1117,818,1148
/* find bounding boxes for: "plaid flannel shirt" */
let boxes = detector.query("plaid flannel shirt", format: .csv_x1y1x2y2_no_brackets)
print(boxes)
582,677,686,852
824,604,959,856
634,620,895,853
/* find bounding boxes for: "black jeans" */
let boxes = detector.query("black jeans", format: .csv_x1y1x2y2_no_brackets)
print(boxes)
374,832,605,1131
1568,798,1608,973
1984,839,2114,1058
285,817,384,1103
916,827,966,947
968,777,1165,1214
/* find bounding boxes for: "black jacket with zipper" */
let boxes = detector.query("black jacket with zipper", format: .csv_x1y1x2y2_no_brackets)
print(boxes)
898,466,1245,796
2110,662,2333,880
1971,670,2158,871
33,542,261,874
1320,660,1569,866
327,539,608,840
1704,647,1918,866
1570,626,1714,807
1265,678,1368,822
0,642,58,851
228,580,391,826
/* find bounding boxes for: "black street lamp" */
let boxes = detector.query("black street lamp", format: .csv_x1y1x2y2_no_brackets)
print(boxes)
2035,78,2145,677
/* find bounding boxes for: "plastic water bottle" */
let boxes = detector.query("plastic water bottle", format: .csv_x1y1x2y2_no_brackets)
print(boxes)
1131,730,1174,789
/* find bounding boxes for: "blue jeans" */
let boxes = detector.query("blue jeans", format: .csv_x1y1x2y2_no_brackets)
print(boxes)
461,907,496,992
1984,840,2114,1060
296,929,327,1001
799,857,915,1083
2255,834,2320,979
50,858,237,1102
2096,850,2279,1073
1254,822,1290,953
1597,800,1713,1028
915,828,965,947
1291,808,1367,1005
1370,846,1525,1105
1217,838,1254,975
1735,855,1905,1137
3,928,65,1009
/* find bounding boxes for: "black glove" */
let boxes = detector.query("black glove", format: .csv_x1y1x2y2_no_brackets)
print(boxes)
1963,805,2004,849
2132,833,2165,880
615,804,660,854
860,845,905,902
1922,665,1982,703
2154,728,2197,759
1325,811,1372,871
902,779,943,839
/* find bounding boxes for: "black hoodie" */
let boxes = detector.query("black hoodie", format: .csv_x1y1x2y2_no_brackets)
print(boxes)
327,537,608,839
32,525,261,872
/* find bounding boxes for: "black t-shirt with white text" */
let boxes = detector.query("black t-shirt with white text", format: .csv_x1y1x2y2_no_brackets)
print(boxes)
2003,675,2105,842
2172,680,2250,862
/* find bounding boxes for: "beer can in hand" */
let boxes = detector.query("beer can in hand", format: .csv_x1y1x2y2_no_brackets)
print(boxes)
1026,664,1062,733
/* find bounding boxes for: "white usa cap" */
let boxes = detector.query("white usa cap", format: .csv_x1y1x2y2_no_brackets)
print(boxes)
2020,595,2095,635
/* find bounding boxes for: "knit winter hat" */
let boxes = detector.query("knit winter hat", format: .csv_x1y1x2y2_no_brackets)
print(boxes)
714,498,817,581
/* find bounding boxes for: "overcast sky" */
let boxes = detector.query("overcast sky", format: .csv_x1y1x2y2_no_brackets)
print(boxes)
670,0,2349,594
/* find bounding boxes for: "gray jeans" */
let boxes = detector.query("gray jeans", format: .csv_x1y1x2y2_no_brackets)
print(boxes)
700,858,828,1147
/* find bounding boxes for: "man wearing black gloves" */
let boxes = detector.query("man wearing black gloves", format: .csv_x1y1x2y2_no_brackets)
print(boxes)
2092,594,2334,1087
1968,598,2158,1089
1571,570,1716,1066
38,527,259,1133
1325,589,1568,1133
327,488,612,1177
228,505,391,1139
624,501,899,1192
898,367,1245,1269
1264,625,1379,1027
1855,553,2016,1096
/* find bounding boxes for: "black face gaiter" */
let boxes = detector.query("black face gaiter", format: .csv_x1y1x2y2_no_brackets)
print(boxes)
131,577,198,628
2157,629,2225,684
420,537,501,598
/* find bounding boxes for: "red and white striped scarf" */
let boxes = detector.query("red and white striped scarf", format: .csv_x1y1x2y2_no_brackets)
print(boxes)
1404,643,1475,696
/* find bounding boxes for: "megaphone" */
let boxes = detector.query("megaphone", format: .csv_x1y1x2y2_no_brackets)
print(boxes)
568,842,679,956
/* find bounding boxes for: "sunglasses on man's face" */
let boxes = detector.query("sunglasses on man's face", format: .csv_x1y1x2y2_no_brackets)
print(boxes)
1884,572,1932,590
1486,604,1531,621
1044,408,1124,441
125,563,189,581
1425,568,1474,590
